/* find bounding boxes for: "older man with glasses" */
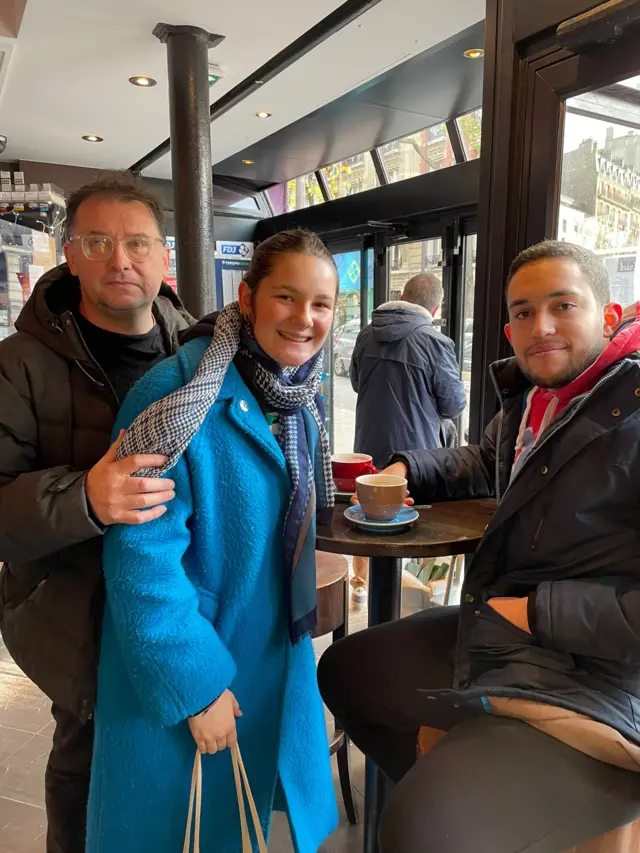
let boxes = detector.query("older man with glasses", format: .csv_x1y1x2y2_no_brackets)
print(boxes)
0,173,194,852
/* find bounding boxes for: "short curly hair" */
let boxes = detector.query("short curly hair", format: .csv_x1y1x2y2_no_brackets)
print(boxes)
507,240,610,306
65,172,166,240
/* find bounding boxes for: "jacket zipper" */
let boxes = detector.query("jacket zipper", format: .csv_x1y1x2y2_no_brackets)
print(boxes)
61,313,121,407
489,368,506,504
490,361,625,500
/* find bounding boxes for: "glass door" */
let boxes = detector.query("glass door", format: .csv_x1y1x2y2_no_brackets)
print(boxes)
459,233,477,444
558,74,640,304
389,237,445,323
326,245,366,454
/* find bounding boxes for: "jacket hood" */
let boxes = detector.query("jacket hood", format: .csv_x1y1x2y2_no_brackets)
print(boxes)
15,263,193,361
370,301,433,343
491,307,640,400
179,311,218,344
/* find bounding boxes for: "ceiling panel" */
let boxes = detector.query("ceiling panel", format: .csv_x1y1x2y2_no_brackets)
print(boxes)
212,21,485,184
0,0,483,179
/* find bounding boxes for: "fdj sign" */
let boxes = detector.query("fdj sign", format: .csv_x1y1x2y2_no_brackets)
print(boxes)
216,241,253,260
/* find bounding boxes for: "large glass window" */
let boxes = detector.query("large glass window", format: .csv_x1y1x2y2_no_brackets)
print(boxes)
266,172,324,215
378,124,455,184
320,153,379,200
460,234,477,445
559,75,640,304
457,108,482,161
389,238,443,305
331,250,363,455
365,246,375,323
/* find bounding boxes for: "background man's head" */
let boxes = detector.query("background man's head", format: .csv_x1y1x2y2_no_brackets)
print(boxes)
63,173,169,329
402,273,444,316
505,240,622,389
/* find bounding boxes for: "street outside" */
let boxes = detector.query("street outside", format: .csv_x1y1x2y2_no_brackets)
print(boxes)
332,375,357,455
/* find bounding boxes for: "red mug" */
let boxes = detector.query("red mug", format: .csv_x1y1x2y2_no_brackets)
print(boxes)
331,453,377,493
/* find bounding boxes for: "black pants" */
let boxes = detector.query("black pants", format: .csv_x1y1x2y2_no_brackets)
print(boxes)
318,607,640,853
44,705,94,853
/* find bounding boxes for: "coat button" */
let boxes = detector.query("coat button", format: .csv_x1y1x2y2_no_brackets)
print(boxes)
541,466,548,475
636,388,640,398
239,400,249,413
612,408,621,417
474,610,481,616
464,594,475,604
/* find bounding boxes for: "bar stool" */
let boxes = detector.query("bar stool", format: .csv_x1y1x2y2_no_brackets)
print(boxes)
313,551,359,825
417,727,640,851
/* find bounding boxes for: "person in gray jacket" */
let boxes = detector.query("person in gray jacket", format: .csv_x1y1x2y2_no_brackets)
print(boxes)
0,174,192,853
349,273,467,602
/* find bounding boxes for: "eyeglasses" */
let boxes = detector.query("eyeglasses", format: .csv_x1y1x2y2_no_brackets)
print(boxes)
69,234,165,263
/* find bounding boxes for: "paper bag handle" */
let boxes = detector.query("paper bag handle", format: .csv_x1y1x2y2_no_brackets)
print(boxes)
183,745,268,853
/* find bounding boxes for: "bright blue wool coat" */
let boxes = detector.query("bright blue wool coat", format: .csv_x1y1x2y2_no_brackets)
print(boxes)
86,337,338,853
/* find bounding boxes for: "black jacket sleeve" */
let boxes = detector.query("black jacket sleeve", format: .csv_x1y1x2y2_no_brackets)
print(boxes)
350,329,367,393
534,578,640,664
0,369,103,564
391,411,500,504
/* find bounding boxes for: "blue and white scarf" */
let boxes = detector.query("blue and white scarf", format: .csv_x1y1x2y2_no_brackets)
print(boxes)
116,301,335,643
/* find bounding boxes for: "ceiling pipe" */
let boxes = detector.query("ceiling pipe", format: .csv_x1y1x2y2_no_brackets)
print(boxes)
130,0,382,174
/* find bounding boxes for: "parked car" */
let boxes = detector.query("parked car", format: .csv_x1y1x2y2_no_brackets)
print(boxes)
333,319,360,377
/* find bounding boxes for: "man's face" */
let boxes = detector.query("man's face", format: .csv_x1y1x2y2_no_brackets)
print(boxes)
505,258,621,389
64,197,169,318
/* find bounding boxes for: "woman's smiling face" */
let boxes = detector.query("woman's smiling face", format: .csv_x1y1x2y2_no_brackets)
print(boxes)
239,252,337,368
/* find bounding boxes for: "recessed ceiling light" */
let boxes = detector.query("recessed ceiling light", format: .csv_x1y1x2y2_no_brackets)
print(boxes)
464,48,484,60
82,135,103,143
129,76,157,87
255,111,271,119
242,159,255,165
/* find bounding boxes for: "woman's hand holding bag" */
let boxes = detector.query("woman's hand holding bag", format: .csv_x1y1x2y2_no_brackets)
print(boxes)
188,690,243,754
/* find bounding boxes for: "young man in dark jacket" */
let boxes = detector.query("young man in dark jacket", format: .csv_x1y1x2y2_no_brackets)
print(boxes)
0,174,193,853
349,273,467,602
319,241,640,852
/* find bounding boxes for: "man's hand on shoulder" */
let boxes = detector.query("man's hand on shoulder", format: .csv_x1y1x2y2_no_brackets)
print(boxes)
86,431,176,527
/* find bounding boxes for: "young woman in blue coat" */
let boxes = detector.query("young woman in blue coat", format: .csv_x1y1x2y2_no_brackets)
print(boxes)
86,230,340,852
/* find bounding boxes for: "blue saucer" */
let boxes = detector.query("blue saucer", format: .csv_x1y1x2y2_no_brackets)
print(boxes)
344,505,419,535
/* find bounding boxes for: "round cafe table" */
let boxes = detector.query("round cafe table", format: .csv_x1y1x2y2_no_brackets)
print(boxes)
316,498,497,853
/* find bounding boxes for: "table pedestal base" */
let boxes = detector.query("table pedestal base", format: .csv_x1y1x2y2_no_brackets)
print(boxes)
363,556,403,853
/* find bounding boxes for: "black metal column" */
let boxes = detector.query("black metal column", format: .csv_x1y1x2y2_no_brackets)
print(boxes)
372,231,389,309
153,23,224,318
364,556,403,853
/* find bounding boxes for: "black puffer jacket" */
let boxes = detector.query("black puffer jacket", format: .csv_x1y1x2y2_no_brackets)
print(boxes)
396,346,640,745
0,265,193,720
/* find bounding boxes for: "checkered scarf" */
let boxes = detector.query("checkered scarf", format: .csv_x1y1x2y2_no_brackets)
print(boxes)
116,301,334,643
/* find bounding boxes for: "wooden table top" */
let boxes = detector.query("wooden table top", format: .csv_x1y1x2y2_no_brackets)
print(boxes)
316,499,497,559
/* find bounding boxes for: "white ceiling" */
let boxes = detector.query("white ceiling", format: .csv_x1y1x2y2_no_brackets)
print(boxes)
0,0,484,181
